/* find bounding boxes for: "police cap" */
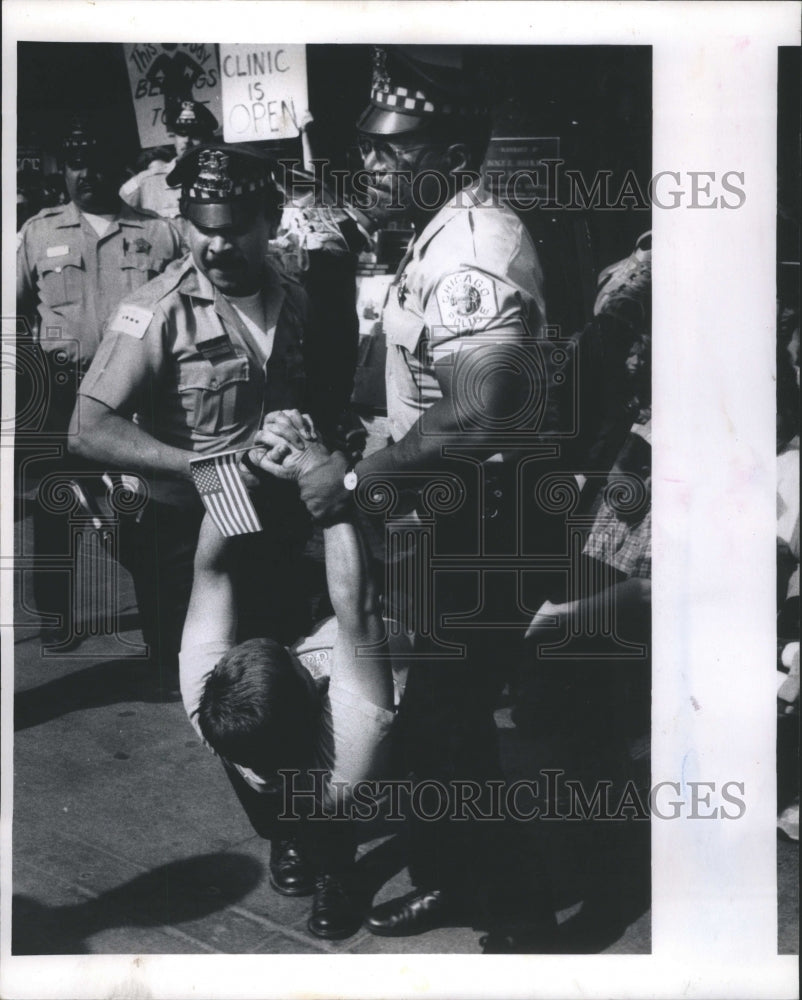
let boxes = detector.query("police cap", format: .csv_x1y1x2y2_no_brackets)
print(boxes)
61,117,108,169
167,99,219,138
167,143,280,229
357,45,488,137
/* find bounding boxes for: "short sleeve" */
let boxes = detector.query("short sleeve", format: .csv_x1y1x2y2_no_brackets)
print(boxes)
422,266,533,362
326,683,396,790
119,176,143,210
16,220,37,314
78,303,163,415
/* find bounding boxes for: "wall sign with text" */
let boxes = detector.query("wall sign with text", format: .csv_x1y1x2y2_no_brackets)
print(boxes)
483,136,561,201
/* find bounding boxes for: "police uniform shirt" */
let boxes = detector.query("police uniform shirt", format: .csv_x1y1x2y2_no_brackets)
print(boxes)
78,255,310,502
382,185,547,442
119,159,181,219
16,201,183,368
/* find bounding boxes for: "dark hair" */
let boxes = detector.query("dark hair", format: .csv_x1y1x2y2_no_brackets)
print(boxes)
196,638,316,770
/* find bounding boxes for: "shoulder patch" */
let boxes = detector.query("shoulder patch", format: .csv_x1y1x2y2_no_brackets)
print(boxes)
435,269,499,331
108,303,154,339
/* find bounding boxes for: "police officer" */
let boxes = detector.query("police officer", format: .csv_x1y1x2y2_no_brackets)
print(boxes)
70,143,337,671
16,118,183,632
70,143,343,896
258,46,557,949
119,100,218,225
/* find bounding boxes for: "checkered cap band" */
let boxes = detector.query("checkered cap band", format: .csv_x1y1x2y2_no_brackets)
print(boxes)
63,135,97,152
370,84,477,116
186,177,266,200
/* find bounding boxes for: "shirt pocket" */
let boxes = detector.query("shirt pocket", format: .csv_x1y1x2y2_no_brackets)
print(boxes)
176,356,255,437
121,252,166,293
36,251,84,308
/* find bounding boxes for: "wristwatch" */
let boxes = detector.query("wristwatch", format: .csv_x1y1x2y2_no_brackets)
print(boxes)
343,464,359,492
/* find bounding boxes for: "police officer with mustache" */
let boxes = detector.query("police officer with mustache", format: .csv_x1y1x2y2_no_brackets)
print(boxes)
71,144,339,684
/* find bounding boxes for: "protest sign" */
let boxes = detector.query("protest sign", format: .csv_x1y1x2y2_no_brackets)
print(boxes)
123,43,222,148
219,44,308,142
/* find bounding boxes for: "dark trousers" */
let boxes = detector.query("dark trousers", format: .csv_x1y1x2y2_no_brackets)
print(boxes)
118,499,205,674
118,481,313,674
223,762,356,876
388,464,556,926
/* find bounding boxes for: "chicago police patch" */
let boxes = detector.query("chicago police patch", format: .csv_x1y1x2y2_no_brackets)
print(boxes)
435,269,498,330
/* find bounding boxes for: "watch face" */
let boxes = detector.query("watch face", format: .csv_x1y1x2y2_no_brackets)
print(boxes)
343,470,358,491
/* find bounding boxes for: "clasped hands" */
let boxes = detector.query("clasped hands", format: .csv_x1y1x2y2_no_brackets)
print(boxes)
241,409,352,523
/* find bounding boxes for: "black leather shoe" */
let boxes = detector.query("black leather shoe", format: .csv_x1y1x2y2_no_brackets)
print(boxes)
269,838,314,897
364,889,451,937
306,874,362,940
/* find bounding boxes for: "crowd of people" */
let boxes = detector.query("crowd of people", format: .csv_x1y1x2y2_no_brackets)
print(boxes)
16,45,656,951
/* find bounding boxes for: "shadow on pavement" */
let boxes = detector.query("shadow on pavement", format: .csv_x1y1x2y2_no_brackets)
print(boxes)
12,852,263,954
15,657,180,731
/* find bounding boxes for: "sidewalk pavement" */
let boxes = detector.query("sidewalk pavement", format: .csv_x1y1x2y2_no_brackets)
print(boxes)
8,515,796,957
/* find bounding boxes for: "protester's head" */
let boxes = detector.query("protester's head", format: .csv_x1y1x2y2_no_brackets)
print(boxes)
196,638,318,784
61,117,123,214
355,45,491,222
167,99,218,158
168,144,283,295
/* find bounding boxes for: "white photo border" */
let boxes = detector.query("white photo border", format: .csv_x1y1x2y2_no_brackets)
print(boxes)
2,2,800,998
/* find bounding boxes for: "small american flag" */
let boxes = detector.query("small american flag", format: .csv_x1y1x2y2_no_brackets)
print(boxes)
190,450,262,537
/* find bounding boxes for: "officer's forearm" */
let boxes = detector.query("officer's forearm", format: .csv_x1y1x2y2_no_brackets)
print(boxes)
355,395,485,478
68,395,194,481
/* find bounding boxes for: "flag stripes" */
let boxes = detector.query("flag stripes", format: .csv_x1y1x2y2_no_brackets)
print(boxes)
190,450,262,537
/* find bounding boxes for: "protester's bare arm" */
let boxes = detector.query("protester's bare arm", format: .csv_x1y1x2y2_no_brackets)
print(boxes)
250,417,393,709
325,516,393,710
182,513,238,651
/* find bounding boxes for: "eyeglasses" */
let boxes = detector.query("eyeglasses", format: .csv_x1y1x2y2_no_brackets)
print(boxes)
356,135,432,168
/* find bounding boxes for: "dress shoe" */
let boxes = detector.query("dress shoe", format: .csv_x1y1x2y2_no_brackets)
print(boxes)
306,874,362,940
364,888,451,937
269,837,313,897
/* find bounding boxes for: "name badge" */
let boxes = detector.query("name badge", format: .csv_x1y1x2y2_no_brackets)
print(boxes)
46,245,70,258
197,335,237,361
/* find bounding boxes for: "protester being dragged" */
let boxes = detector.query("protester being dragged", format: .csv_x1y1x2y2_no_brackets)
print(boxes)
180,425,398,939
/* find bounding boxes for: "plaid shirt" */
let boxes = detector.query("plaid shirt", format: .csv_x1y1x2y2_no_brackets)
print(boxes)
584,504,651,580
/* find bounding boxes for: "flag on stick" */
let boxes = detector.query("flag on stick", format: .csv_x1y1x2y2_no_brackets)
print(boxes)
190,450,262,537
